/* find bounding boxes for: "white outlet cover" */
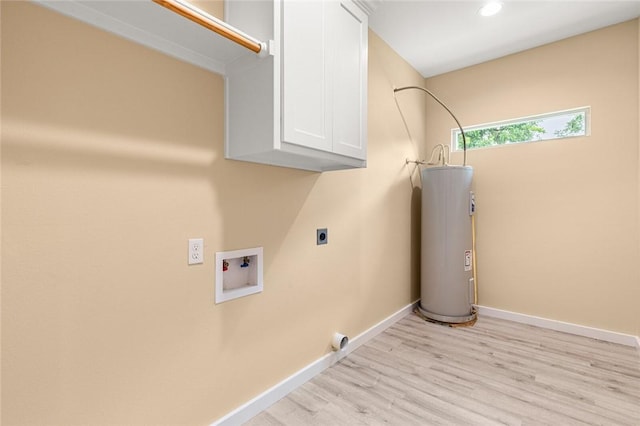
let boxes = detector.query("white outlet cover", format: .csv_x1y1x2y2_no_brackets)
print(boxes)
188,238,204,265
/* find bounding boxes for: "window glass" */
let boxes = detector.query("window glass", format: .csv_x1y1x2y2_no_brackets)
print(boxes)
452,107,589,151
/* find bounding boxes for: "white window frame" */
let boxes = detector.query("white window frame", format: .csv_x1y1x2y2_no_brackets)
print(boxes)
451,106,591,151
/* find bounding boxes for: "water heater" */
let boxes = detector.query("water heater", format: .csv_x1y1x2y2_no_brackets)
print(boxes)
420,165,476,323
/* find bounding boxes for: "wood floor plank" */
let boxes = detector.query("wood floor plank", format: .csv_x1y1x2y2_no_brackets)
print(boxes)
245,314,640,425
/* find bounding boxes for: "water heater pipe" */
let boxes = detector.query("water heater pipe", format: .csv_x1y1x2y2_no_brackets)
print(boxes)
394,86,467,166
472,215,478,305
427,144,450,166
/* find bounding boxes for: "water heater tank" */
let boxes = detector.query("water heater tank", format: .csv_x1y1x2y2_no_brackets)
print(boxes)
420,165,476,323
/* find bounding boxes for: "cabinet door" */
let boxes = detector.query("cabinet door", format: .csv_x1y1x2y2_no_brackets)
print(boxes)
282,1,332,152
329,0,367,160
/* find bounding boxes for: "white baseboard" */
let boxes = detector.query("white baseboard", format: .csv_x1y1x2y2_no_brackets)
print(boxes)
476,305,639,348
211,301,419,426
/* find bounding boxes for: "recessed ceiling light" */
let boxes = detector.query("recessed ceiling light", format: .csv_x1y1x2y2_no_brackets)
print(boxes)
479,1,503,17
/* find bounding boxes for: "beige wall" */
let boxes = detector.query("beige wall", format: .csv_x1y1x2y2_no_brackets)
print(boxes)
425,20,640,336
0,3,424,424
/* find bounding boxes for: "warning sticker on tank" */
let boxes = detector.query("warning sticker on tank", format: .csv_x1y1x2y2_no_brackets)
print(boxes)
464,250,472,272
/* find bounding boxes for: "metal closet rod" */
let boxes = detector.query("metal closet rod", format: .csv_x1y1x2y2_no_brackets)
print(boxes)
152,0,265,54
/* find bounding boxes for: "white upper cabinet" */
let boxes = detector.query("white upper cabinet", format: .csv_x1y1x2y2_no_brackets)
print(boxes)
329,1,368,160
226,0,370,172
282,1,332,154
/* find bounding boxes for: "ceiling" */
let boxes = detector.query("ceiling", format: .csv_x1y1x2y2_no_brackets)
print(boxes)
368,1,640,77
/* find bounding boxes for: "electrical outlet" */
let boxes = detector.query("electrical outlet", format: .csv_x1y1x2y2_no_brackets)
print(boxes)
317,228,328,245
188,238,204,265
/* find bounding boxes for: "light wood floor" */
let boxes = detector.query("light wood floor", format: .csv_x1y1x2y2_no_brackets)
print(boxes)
245,313,640,425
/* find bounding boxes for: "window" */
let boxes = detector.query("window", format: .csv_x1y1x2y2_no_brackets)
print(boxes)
452,107,590,151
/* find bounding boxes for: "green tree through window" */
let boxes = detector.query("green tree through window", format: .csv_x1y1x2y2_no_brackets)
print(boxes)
453,107,589,151
457,121,546,150
554,113,584,138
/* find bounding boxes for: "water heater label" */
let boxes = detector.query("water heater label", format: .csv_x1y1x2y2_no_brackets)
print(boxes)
469,192,476,216
464,250,472,271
